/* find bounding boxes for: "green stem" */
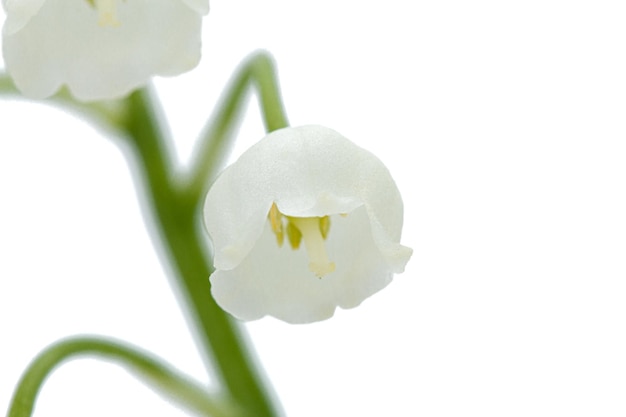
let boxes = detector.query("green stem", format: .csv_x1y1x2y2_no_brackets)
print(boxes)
121,87,280,417
0,75,18,94
7,336,239,417
2,50,289,417
186,50,289,200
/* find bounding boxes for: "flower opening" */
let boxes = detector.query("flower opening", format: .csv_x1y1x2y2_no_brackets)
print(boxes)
269,203,335,278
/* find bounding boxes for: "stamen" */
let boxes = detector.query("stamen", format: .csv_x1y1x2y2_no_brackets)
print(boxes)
286,222,302,249
269,203,284,247
288,217,336,278
319,216,331,239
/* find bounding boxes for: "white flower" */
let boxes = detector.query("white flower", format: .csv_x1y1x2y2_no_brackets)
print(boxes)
2,0,209,101
203,125,412,324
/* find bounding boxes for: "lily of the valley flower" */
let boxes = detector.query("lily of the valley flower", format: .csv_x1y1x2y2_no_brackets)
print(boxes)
2,0,209,101
203,125,412,324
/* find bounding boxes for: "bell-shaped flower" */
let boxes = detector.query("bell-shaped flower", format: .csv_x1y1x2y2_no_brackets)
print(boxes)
203,125,412,324
2,0,209,101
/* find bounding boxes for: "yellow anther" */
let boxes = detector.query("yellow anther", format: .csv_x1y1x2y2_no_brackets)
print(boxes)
319,216,331,239
286,222,302,249
269,203,284,247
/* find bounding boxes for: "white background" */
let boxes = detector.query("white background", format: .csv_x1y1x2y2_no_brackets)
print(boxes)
2,0,626,416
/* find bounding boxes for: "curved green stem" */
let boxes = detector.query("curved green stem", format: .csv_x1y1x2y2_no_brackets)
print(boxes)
7,336,239,417
121,87,280,417
1,50,288,417
186,50,289,201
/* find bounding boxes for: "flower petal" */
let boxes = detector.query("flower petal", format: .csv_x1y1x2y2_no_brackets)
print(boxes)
2,0,47,35
204,125,409,272
181,0,209,15
210,207,395,324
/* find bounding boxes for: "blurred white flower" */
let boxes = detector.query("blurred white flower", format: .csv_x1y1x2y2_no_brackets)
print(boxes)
203,125,412,324
2,0,209,101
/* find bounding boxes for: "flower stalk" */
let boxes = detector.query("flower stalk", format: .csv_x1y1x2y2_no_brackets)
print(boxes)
186,50,289,200
119,53,287,417
1,51,287,417
7,336,239,417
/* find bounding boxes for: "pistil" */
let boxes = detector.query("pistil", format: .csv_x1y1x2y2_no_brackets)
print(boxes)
286,217,335,278
95,0,120,27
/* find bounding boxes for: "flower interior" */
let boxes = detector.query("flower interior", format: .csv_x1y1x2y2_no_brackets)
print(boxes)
268,203,335,278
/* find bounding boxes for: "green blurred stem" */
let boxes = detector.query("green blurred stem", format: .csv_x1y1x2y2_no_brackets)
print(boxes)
186,50,289,201
1,50,288,417
7,336,237,417
120,53,287,417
